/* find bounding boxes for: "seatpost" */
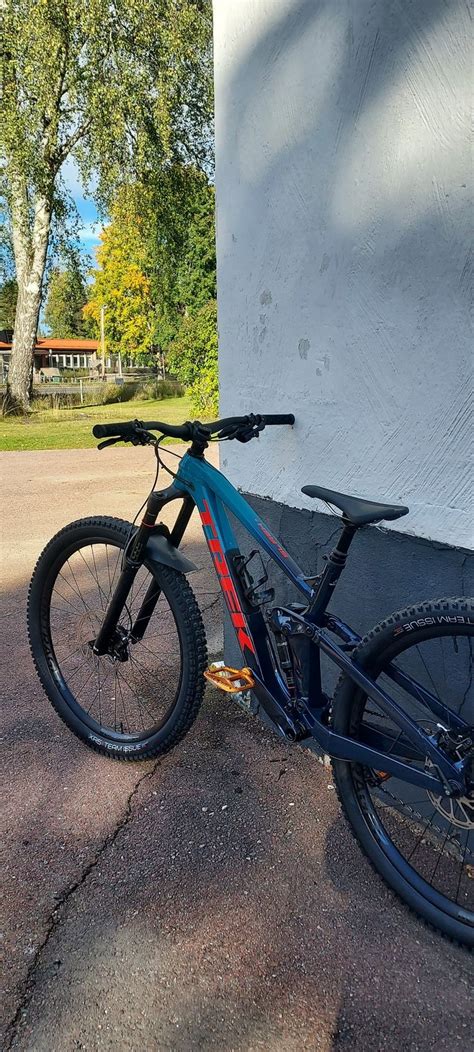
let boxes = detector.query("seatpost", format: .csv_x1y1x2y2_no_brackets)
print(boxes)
307,518,358,623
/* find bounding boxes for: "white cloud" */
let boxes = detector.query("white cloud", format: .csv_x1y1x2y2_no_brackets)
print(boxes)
79,221,102,243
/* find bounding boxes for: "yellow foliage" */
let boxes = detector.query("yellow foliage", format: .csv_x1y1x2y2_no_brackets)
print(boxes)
84,194,154,360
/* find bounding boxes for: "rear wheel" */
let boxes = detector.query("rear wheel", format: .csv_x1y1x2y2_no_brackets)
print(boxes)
27,516,207,760
331,598,474,947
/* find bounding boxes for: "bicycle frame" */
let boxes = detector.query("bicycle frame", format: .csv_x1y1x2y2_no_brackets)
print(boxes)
101,448,471,798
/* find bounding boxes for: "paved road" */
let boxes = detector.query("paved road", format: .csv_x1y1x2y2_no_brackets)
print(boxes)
1,448,472,1051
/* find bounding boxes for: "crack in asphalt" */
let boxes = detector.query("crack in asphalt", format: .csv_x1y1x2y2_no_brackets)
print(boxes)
5,761,160,1050
198,595,221,614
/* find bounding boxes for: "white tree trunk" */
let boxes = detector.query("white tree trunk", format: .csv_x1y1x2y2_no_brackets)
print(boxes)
7,193,52,412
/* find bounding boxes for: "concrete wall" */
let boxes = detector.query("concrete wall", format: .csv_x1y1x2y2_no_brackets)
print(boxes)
214,0,473,551
223,495,474,707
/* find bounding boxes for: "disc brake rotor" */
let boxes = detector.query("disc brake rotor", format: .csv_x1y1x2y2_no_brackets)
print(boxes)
425,757,474,830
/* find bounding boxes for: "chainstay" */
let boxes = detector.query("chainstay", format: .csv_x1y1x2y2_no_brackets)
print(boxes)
372,781,473,865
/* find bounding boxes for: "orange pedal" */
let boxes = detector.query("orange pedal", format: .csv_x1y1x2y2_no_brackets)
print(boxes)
204,664,255,694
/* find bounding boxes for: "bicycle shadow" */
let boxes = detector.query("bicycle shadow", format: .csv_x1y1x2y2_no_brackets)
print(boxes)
6,673,470,1050
1,514,224,1047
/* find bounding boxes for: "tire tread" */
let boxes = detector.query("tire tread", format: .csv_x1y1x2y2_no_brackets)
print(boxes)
27,516,208,762
330,596,473,949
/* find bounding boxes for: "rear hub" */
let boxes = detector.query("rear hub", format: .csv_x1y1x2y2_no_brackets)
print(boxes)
426,729,474,830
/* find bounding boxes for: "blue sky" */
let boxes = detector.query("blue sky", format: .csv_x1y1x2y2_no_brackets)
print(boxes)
62,158,102,264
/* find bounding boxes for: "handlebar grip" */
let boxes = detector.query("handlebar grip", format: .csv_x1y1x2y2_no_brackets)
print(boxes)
92,422,134,439
93,419,194,440
262,414,295,426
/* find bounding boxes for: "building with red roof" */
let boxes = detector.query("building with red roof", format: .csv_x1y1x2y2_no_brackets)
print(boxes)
0,332,104,379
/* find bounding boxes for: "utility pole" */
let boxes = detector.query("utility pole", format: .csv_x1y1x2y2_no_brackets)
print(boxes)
100,304,107,378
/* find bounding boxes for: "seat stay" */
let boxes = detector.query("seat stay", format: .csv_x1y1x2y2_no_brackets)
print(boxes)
385,661,470,734
324,615,470,734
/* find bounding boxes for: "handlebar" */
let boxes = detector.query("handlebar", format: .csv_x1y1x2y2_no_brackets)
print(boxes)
92,420,194,440
92,413,295,443
209,414,295,430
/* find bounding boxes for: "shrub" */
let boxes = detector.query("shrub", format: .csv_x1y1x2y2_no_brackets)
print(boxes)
99,382,139,404
31,391,84,409
167,300,218,415
133,379,185,401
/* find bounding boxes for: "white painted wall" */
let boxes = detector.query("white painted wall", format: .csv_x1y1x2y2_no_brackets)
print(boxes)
214,0,473,549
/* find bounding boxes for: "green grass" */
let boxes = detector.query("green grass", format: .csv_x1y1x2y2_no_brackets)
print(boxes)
0,396,195,451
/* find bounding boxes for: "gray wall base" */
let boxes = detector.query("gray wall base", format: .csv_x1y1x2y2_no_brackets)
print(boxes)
224,493,473,749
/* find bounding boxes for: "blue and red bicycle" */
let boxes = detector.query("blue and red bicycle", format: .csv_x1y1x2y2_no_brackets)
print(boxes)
28,414,473,946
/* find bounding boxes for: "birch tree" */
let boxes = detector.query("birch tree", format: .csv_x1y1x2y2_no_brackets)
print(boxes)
0,0,212,411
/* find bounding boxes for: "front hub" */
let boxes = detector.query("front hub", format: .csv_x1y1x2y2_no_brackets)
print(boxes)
88,624,130,662
109,624,130,662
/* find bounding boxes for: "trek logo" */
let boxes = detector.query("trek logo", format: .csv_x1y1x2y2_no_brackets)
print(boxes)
199,500,256,655
259,522,289,559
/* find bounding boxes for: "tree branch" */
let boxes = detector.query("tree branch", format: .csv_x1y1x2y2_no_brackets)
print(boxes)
54,118,93,169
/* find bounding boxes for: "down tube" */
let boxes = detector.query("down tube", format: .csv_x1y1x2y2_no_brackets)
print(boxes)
195,482,260,663
192,482,289,700
178,453,312,600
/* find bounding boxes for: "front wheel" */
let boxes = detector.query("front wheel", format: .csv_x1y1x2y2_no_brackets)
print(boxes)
331,598,473,948
28,516,207,760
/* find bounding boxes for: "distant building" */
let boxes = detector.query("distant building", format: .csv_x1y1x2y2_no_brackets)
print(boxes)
0,335,106,380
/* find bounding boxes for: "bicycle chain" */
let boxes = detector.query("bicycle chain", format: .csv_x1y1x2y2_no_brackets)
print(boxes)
363,705,473,863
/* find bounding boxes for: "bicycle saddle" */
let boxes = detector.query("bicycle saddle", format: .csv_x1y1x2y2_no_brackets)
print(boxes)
301,485,409,526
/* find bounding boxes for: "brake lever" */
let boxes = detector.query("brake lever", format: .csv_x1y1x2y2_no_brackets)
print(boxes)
131,427,155,446
97,437,121,450
236,421,265,443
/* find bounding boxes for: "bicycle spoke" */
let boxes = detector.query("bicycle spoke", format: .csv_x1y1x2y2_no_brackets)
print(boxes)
129,569,149,609
108,544,123,598
415,645,445,721
115,668,133,734
134,650,179,676
459,637,472,716
133,636,179,660
455,835,469,905
428,821,453,887
97,657,102,726
357,626,473,928
71,662,98,701
51,588,84,613
47,533,185,745
405,808,438,863
77,547,110,610
115,665,157,726
126,658,163,717
119,669,148,732
61,563,93,612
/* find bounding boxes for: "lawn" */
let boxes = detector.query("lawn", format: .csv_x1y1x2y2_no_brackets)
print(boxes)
0,395,196,451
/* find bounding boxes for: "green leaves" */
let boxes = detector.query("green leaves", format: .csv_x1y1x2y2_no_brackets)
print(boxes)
167,299,218,414
83,169,217,387
2,0,213,410
0,279,18,330
83,188,154,361
2,0,213,208
44,265,88,338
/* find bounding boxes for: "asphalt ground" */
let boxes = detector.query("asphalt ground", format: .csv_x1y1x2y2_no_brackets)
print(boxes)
1,447,472,1051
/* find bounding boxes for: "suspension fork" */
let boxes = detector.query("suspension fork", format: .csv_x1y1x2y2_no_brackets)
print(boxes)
130,494,195,642
92,491,194,655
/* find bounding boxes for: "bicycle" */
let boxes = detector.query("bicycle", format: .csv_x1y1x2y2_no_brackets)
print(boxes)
27,413,473,947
